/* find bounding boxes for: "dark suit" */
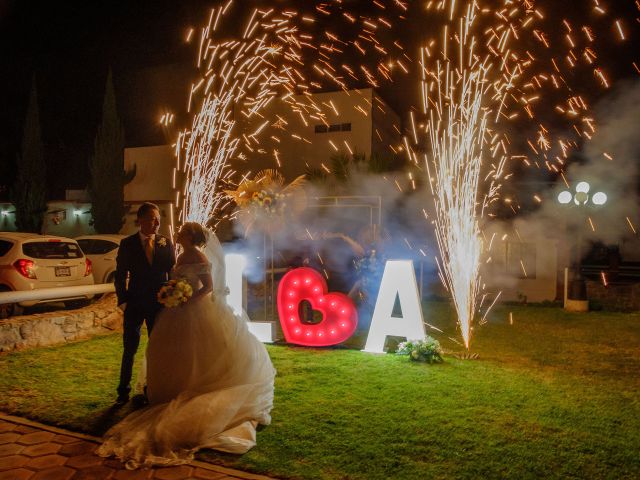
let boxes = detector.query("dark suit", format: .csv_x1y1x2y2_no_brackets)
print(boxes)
114,232,176,397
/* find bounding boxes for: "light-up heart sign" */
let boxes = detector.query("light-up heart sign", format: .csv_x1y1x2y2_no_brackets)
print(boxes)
277,267,358,346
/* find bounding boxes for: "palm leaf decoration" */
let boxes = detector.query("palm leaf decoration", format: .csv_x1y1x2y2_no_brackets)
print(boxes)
225,170,308,236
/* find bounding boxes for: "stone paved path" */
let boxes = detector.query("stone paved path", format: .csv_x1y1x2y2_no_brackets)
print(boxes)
0,413,277,480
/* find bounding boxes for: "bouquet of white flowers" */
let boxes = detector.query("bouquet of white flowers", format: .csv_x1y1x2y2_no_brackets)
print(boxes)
157,279,193,308
396,336,444,364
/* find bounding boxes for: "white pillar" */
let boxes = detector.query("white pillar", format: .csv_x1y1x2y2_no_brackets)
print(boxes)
225,253,274,342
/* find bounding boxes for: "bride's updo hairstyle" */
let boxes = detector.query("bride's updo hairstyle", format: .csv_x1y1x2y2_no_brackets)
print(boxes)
181,222,208,248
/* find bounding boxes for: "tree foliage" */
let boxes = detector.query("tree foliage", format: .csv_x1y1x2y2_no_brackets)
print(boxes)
325,151,399,181
13,77,47,233
88,69,135,233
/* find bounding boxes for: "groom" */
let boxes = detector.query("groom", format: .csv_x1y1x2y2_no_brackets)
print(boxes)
114,202,176,404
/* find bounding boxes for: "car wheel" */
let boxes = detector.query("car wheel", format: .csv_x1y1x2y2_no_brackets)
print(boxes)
0,302,14,319
101,272,116,298
0,287,22,319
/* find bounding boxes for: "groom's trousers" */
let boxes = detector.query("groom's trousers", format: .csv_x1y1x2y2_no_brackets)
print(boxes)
117,304,160,397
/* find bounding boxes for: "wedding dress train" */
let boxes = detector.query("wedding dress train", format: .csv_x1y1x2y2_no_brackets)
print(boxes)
98,244,275,469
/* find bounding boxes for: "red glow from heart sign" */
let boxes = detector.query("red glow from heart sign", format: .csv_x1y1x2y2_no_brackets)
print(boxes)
277,267,358,346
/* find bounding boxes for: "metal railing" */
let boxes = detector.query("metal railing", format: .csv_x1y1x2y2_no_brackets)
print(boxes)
0,284,115,305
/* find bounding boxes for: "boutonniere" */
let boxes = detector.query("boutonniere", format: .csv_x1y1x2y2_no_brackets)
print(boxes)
157,237,167,247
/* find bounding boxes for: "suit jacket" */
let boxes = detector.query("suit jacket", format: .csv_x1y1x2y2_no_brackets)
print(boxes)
114,233,176,309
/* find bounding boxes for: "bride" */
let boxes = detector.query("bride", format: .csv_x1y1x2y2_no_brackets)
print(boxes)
98,222,276,469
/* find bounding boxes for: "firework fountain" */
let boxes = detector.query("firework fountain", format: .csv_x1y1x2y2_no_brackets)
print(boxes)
175,0,409,231
421,11,502,350
409,0,636,349
176,4,309,227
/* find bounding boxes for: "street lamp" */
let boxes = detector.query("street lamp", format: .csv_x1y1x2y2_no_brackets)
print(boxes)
558,181,607,207
557,181,607,304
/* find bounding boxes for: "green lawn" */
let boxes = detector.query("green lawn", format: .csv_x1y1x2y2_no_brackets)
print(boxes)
1,302,639,479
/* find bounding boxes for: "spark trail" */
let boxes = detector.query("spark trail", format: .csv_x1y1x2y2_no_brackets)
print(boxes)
419,4,506,349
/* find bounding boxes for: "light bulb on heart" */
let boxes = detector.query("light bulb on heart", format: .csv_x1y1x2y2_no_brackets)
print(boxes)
277,267,358,346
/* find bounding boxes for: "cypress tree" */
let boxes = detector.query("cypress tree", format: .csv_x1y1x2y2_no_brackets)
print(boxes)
13,76,47,233
88,69,135,233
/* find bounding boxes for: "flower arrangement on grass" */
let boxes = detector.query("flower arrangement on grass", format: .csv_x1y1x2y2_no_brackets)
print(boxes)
157,279,193,308
396,336,444,364
225,169,307,236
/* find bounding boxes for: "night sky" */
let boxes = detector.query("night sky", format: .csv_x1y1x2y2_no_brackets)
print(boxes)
0,0,637,201
0,0,202,199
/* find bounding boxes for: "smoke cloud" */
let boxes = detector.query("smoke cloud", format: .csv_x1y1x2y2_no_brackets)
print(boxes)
507,79,640,255
225,80,640,300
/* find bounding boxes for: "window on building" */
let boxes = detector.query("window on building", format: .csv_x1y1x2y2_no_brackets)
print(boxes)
315,123,352,133
506,241,537,279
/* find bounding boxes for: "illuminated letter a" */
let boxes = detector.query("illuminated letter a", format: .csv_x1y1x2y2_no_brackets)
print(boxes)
363,260,426,353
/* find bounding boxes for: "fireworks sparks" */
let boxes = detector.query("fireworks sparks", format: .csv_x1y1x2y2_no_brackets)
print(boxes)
176,0,408,227
170,0,636,349
410,0,537,349
408,0,634,348
626,217,637,235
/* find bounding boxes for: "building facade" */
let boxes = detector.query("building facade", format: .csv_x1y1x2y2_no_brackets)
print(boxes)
232,87,402,179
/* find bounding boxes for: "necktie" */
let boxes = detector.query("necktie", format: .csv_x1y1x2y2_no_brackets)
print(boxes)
145,236,154,265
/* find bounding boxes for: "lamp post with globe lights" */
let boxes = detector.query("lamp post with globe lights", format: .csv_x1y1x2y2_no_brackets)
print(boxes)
557,181,607,309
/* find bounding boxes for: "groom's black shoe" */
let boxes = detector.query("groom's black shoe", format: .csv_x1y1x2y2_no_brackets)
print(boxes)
131,394,149,409
115,393,129,405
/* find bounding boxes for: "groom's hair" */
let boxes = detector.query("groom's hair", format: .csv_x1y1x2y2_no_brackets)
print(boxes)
137,202,160,219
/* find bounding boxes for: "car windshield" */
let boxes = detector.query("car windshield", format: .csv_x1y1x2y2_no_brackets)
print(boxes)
22,241,83,259
77,239,119,255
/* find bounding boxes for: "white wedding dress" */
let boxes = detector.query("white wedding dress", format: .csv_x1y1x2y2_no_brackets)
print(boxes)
98,236,275,469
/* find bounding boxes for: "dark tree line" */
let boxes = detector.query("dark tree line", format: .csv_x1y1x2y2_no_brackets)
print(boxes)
12,77,47,233
11,70,134,234
88,70,135,233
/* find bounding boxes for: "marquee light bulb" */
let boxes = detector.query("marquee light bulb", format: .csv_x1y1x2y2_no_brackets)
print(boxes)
277,267,358,347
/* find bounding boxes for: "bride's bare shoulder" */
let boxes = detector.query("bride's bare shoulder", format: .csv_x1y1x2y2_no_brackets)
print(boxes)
176,249,209,266
193,250,209,264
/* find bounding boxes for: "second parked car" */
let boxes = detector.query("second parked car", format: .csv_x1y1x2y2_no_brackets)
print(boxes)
75,234,125,284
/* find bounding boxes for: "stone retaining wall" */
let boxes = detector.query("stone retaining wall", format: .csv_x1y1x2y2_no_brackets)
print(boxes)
586,280,640,311
0,294,122,353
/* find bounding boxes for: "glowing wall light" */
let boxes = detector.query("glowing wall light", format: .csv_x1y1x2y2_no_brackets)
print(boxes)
363,260,426,353
277,267,358,347
225,253,274,342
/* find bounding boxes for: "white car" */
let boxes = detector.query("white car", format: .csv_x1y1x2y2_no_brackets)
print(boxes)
76,234,125,284
0,232,94,318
